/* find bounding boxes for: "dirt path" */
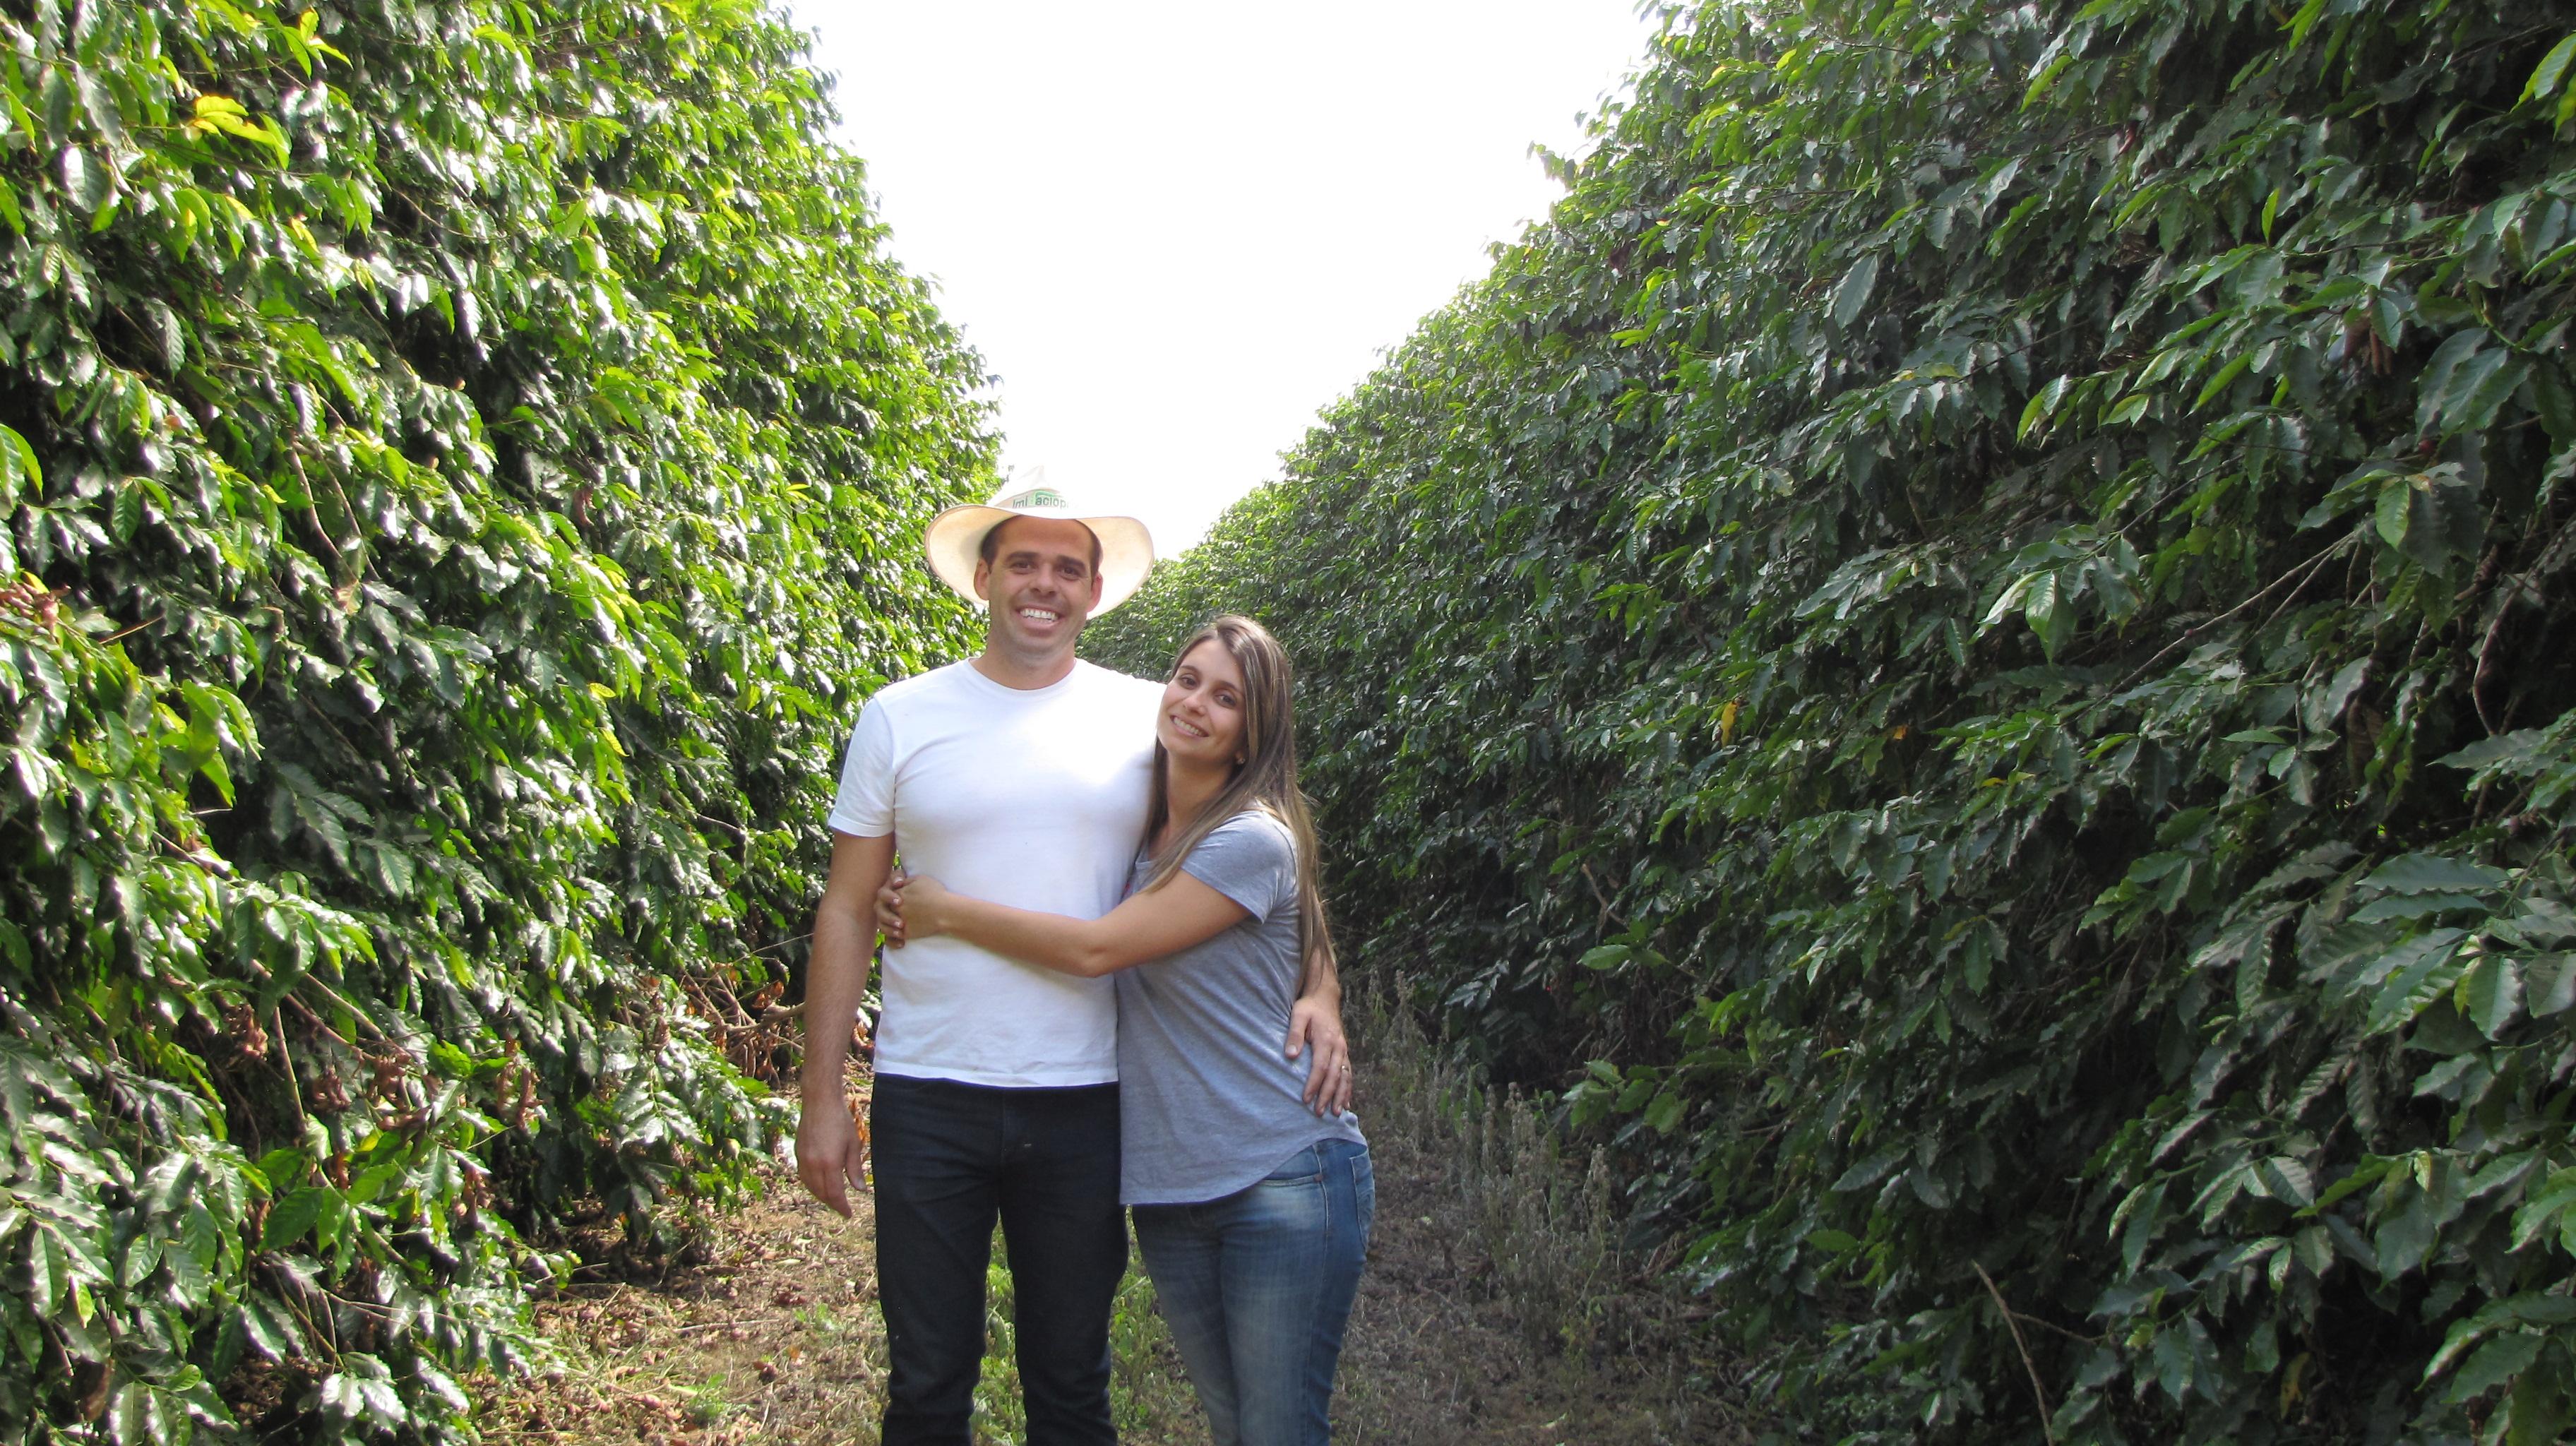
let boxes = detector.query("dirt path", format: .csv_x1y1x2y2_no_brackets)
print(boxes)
470,1161,1205,1445
1333,1117,1747,1445
473,1186,894,1445
472,1158,1743,1445
473,1018,1753,1445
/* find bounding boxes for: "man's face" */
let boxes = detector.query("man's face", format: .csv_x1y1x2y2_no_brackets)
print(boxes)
973,516,1104,657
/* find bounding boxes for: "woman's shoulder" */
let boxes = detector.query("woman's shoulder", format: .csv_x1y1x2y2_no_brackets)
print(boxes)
1198,808,1296,865
1172,810,1297,918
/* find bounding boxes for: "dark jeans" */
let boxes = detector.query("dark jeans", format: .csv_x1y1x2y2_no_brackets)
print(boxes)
1132,1140,1374,1446
870,1074,1126,1446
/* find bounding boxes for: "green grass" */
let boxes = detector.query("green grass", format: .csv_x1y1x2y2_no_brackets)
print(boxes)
972,1229,1206,1446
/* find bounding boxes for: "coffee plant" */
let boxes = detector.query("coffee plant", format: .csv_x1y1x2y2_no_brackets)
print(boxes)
0,0,989,1439
1092,0,2576,1439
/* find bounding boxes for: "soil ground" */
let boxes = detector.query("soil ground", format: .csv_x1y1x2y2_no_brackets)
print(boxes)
473,1044,1754,1444
471,1169,1746,1445
1330,1128,1750,1445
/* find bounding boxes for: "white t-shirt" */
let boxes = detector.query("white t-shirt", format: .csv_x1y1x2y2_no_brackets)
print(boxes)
828,658,1162,1087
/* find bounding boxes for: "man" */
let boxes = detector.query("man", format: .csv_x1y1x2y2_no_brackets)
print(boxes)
796,482,1351,1445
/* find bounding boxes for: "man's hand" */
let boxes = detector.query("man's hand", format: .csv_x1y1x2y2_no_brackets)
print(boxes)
1287,994,1352,1116
799,832,893,1217
797,1093,864,1219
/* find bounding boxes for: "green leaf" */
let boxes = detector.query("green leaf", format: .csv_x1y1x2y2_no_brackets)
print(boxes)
1579,944,1633,972
0,424,39,503
2306,657,2370,731
2511,1168,2576,1252
2118,1180,2169,1274
261,1185,330,1251
2529,955,2576,1016
2375,475,2412,546
2313,1157,2395,1213
2440,729,2553,773
2508,1364,2571,1446
60,145,112,212
1644,1089,1684,1133
2152,1321,2195,1403
2363,854,2508,895
2284,0,2329,47
1831,252,1880,328
2414,329,2526,434
2025,569,2074,659
2017,376,2071,441
2375,1185,2439,1278
235,1295,303,1361
2367,933,2474,1034
2193,352,2253,410
2255,1157,2315,1207
110,482,141,542
1832,1146,1907,1193
2446,1332,2544,1402
2522,33,2576,106
116,1234,161,1289
75,71,124,146
2460,955,2523,1039
318,1356,405,1428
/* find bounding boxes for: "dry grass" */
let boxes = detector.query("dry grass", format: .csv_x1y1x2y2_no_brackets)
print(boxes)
470,1183,895,1445
470,1006,1755,1444
1331,996,1752,1445
470,1068,1201,1446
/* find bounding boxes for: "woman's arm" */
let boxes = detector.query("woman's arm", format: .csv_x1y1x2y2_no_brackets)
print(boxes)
885,871,1251,979
1288,945,1350,1115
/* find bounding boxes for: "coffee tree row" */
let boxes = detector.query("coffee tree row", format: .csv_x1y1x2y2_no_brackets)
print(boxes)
1092,0,2576,1438
0,0,989,1438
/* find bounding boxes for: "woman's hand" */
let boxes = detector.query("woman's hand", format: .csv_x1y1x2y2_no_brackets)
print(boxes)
873,872,907,947
1288,996,1352,1116
874,873,955,947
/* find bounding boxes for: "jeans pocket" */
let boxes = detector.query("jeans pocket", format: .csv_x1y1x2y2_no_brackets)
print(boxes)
1256,1143,1324,1186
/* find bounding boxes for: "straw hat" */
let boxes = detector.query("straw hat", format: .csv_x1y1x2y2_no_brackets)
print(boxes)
922,472,1156,616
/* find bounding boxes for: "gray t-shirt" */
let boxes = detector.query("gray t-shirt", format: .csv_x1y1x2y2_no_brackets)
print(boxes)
1115,810,1365,1205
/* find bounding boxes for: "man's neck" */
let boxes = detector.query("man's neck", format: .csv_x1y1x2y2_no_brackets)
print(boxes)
971,643,1079,691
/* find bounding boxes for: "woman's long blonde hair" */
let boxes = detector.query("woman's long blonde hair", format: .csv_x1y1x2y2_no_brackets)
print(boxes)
1138,615,1337,975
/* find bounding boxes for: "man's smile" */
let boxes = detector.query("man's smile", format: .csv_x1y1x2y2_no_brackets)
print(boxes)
1017,607,1061,623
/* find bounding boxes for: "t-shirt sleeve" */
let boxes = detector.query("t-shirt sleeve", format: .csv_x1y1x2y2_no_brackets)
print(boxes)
825,698,895,837
1179,813,1294,920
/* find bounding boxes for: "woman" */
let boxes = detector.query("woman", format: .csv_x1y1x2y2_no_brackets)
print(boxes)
876,614,1371,1446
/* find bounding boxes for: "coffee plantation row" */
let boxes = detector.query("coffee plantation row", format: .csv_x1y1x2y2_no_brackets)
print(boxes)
0,0,992,1439
1089,0,2576,1440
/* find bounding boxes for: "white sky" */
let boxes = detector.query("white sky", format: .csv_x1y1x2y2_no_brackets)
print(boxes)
782,0,1662,553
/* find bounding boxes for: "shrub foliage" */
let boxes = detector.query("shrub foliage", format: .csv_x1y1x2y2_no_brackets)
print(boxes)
1091,0,2576,1438
0,0,986,1438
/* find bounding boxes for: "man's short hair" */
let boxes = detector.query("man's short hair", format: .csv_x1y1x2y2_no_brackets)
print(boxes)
979,515,1104,576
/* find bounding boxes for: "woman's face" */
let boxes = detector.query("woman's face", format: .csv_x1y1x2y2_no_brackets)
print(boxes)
1160,638,1249,772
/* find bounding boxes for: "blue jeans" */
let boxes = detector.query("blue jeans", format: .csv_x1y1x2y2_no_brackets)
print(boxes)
1131,1140,1374,1446
869,1075,1126,1446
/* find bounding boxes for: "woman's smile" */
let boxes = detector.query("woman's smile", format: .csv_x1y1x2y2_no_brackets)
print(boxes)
1159,638,1247,766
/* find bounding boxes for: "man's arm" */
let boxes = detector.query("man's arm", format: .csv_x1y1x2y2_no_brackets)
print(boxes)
797,831,895,1218
1288,940,1351,1116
